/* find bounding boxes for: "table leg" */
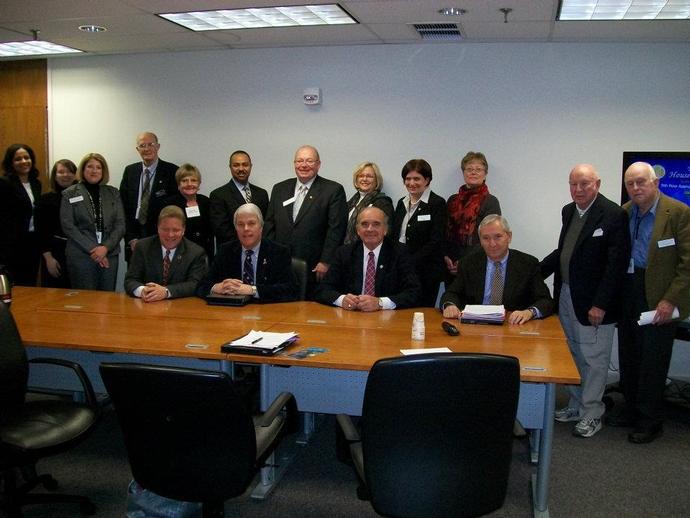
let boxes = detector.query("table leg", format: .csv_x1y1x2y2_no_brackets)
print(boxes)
531,382,555,517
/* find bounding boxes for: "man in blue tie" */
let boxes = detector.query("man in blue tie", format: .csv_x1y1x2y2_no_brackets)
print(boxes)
315,207,420,311
196,203,295,302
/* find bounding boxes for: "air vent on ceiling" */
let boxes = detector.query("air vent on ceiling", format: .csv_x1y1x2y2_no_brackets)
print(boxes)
412,23,463,41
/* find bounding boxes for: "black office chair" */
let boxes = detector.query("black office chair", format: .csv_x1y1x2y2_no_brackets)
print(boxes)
0,302,99,517
99,362,298,517
337,352,520,518
291,257,308,301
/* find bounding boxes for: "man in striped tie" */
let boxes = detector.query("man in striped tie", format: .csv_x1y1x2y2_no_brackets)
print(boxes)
315,207,420,311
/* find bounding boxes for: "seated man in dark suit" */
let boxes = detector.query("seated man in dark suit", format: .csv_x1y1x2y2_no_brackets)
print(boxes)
196,203,295,302
316,207,420,311
125,205,208,302
441,214,554,324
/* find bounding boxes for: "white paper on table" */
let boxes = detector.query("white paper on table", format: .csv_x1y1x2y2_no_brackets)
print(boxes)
400,347,452,355
637,308,680,326
230,330,298,349
462,304,505,316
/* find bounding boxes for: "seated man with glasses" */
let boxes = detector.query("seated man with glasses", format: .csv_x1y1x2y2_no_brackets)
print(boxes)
264,145,347,299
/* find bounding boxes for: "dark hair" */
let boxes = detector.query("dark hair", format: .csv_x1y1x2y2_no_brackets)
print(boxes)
49,159,77,192
229,150,252,165
2,143,40,179
401,159,432,181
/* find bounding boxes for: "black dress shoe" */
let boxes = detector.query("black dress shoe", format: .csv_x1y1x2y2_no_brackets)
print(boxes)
628,425,663,444
604,412,635,428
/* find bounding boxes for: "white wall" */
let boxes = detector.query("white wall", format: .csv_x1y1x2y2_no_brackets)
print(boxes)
47,41,690,376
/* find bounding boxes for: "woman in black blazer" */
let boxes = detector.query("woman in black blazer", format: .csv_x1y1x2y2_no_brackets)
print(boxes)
392,159,447,307
61,153,125,291
148,163,214,261
344,161,394,244
35,159,78,288
0,143,43,286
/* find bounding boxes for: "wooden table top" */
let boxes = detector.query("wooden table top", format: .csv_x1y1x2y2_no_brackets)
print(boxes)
12,287,580,384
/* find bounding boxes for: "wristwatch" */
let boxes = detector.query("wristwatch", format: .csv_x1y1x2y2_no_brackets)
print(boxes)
528,307,538,319
251,286,258,297
378,298,384,309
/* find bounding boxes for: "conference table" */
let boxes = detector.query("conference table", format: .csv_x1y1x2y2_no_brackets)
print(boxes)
10,287,579,518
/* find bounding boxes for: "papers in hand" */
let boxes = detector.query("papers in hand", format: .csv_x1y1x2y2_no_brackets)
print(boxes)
461,304,505,325
229,330,298,349
637,308,679,326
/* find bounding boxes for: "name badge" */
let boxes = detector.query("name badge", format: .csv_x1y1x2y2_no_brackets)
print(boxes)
185,206,201,218
69,195,84,204
96,231,103,243
658,238,675,248
592,228,604,237
283,196,296,207
417,214,431,222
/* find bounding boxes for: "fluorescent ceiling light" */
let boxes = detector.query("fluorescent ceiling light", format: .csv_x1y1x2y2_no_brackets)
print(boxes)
559,0,690,20
0,40,83,57
158,4,357,31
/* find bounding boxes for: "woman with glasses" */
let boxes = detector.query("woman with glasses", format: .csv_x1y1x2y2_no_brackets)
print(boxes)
343,162,394,244
61,153,125,291
444,151,501,281
0,143,43,286
392,159,447,307
35,159,78,287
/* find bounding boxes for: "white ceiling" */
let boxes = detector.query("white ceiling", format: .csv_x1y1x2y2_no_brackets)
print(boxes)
1,0,689,58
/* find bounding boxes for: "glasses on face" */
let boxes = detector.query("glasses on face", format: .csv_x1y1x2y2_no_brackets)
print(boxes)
136,142,158,150
464,167,486,173
294,159,318,166
357,174,375,180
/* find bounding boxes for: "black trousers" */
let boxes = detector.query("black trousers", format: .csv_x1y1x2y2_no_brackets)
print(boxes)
617,269,677,429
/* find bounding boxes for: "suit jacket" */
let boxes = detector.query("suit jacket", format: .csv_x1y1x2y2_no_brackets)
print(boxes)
61,183,125,258
119,159,178,245
196,238,295,302
209,181,269,246
125,235,208,298
344,190,394,244
541,193,630,325
624,193,690,320
315,237,421,309
148,192,215,260
441,248,554,316
264,175,347,270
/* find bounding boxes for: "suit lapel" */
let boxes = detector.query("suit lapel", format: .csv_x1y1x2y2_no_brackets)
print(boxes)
573,196,603,252
294,177,319,225
373,242,389,294
352,245,365,294
648,195,672,264
256,242,270,283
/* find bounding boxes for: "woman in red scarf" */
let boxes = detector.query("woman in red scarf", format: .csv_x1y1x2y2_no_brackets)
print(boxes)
444,152,501,280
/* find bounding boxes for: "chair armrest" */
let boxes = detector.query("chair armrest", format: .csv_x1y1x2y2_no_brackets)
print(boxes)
336,414,361,443
257,391,297,432
29,357,99,410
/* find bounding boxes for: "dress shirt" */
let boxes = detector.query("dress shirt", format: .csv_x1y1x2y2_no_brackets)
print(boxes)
232,178,252,203
629,195,660,269
242,243,261,297
481,251,541,317
333,242,395,310
136,159,159,221
132,244,177,298
21,181,36,231
398,188,431,244
575,197,596,218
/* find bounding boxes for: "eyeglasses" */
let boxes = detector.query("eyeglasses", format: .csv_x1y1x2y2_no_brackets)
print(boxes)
464,167,486,173
294,159,318,166
357,174,375,179
136,142,158,150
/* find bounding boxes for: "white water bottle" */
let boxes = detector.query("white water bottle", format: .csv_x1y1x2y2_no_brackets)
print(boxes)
411,312,425,341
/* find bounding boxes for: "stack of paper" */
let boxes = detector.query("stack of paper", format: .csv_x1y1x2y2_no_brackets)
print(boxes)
221,330,298,355
461,305,505,325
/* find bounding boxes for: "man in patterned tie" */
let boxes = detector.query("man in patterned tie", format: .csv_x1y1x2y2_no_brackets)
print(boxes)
196,203,295,302
441,214,554,323
124,205,208,302
315,207,420,311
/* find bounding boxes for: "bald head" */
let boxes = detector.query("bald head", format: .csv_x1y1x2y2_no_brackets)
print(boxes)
569,163,601,210
624,161,659,213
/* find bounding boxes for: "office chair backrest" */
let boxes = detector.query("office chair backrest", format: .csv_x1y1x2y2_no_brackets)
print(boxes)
100,363,257,504
361,353,520,518
291,257,308,301
0,302,28,418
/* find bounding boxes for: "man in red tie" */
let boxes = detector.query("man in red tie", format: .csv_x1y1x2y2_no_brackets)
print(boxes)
315,207,420,311
124,205,208,302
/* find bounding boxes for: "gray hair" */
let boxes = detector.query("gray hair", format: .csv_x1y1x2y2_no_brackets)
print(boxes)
233,203,264,227
479,214,511,233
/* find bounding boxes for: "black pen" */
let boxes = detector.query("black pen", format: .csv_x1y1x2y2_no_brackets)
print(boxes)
251,337,263,344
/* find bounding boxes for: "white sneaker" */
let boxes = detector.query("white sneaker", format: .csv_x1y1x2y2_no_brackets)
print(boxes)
572,418,602,438
554,407,579,422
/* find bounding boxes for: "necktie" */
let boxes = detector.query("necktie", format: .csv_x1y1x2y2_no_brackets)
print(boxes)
243,249,254,285
137,168,152,225
162,249,171,286
293,185,307,220
363,251,376,296
244,186,252,203
488,261,504,305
